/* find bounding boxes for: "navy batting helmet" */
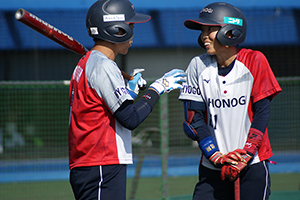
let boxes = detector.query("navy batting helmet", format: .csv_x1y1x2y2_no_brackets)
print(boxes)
86,0,151,43
184,2,246,48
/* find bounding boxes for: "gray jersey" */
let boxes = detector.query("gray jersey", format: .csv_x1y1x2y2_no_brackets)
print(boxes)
86,50,133,113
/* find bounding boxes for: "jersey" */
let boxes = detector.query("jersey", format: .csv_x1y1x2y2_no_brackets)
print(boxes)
179,48,282,170
69,51,134,170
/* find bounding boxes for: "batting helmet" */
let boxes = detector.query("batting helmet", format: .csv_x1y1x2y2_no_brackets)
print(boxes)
184,2,246,48
86,0,151,43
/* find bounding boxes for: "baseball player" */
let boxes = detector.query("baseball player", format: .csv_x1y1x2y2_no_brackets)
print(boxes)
178,2,282,200
68,0,186,199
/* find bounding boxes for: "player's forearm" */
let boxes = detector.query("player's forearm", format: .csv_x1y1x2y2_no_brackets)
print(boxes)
250,97,271,133
193,111,212,142
114,90,159,130
183,109,218,158
114,100,151,130
244,97,271,155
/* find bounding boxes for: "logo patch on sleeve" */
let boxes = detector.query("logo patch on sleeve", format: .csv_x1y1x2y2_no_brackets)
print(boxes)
114,86,129,99
73,65,83,82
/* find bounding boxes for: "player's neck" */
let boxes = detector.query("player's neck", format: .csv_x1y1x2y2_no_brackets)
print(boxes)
92,42,117,61
216,47,237,68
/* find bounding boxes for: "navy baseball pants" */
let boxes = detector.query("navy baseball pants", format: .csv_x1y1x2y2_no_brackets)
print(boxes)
193,161,271,200
70,164,127,200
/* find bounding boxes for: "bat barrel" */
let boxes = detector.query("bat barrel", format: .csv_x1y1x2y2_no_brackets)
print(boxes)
14,8,136,83
15,8,87,55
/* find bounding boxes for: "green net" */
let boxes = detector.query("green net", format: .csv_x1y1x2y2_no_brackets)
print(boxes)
0,78,299,199
0,81,70,159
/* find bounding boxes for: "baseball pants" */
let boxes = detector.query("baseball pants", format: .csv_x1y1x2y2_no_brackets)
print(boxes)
70,164,127,200
193,161,271,200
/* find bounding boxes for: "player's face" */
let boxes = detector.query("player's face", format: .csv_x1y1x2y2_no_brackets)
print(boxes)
117,23,134,55
200,26,224,55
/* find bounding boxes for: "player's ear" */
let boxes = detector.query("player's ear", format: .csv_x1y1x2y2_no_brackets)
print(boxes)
226,30,233,38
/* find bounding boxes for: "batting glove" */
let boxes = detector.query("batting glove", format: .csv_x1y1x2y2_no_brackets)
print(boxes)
209,151,241,168
149,69,187,95
126,73,142,99
129,68,147,90
244,128,264,156
220,149,253,181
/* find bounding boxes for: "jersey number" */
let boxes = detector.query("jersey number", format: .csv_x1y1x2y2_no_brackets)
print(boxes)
209,114,217,130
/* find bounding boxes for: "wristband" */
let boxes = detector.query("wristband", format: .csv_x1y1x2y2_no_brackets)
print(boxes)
139,89,160,110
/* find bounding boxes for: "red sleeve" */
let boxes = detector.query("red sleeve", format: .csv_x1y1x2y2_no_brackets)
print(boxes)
237,49,282,103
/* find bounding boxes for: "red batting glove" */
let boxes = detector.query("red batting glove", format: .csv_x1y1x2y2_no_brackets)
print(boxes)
210,151,239,168
224,149,248,162
220,152,252,181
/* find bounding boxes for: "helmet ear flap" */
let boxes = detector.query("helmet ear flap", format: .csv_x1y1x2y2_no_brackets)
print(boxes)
216,25,245,46
101,23,133,43
103,23,133,43
105,25,120,36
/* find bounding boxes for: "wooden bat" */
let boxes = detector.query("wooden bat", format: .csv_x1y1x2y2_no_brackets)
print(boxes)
14,8,134,81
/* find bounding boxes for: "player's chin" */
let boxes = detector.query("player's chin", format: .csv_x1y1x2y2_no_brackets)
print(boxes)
121,46,131,55
120,49,129,55
206,49,216,56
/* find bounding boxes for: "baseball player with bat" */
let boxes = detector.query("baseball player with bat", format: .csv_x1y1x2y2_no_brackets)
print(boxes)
68,0,186,200
179,2,282,200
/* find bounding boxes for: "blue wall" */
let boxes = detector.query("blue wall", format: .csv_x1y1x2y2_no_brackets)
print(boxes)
1,0,300,50
2,0,300,10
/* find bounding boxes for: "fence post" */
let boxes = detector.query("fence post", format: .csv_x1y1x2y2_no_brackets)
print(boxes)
159,93,169,200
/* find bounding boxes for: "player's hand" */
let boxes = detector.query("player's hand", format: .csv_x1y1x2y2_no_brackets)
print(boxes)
220,150,253,181
224,149,248,163
129,68,147,90
149,69,187,95
126,73,142,99
209,151,238,168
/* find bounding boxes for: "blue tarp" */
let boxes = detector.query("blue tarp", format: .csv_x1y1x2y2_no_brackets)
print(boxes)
1,1,300,49
1,152,300,183
2,0,300,10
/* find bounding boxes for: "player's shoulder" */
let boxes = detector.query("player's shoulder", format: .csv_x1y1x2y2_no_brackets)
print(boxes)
189,53,216,68
237,48,267,61
87,51,118,72
89,50,114,65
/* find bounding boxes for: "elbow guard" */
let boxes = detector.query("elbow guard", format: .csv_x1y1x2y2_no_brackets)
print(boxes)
183,101,206,140
183,119,206,141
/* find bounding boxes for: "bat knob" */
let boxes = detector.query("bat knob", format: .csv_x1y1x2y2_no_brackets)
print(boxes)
138,77,147,91
139,84,147,91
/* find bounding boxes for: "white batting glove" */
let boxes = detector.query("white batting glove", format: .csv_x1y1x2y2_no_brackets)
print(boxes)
129,68,147,90
149,69,187,95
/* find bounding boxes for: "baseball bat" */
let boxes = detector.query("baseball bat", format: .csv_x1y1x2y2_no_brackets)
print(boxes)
234,176,240,200
14,8,134,81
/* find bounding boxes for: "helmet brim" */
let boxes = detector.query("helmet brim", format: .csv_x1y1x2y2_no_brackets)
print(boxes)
184,19,223,30
126,13,151,23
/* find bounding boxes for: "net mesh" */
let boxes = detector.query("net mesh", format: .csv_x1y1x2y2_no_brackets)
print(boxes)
0,78,299,199
0,81,69,160
1,4,300,200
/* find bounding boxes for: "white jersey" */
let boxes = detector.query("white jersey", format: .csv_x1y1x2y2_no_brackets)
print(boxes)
179,49,281,170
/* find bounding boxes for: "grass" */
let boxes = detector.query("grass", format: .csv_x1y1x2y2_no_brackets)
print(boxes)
0,173,299,200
